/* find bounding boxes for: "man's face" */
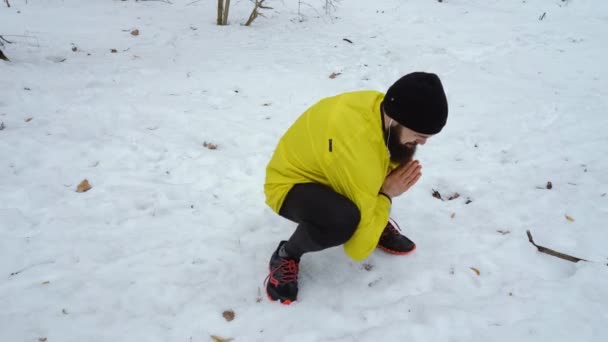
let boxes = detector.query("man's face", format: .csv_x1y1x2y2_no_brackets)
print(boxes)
387,123,433,164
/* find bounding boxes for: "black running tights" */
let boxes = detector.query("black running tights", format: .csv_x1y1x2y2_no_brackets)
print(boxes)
278,183,361,259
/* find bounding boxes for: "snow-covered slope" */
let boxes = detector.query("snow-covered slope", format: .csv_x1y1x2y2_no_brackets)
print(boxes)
1,0,607,341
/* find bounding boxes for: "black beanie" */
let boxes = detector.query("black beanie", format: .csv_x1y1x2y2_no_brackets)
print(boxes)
383,72,448,135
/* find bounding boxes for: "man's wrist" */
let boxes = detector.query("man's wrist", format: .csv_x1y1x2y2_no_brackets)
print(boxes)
379,191,392,203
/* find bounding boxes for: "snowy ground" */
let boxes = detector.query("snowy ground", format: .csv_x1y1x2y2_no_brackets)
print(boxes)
1,0,608,341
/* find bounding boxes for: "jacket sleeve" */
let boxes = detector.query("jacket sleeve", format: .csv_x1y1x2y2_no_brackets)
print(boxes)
324,151,391,261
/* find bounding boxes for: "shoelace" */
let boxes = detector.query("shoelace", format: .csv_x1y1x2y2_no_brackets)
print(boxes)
381,218,402,239
265,259,299,285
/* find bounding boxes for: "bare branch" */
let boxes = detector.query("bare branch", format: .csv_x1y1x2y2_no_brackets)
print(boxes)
245,0,272,26
5,0,10,9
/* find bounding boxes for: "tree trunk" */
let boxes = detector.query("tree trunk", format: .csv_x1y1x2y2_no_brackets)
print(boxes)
217,0,224,25
222,0,231,25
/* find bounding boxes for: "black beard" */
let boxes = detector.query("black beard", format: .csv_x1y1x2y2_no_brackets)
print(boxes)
387,125,417,164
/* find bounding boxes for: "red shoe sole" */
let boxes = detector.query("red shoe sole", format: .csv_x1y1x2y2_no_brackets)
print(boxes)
266,292,295,305
377,244,416,255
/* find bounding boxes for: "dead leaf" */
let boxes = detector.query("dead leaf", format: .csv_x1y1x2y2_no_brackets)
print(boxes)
0,121,5,130
111,49,118,53
329,72,342,79
222,310,235,322
62,308,69,315
432,189,443,200
497,230,511,235
546,181,553,189
72,46,78,52
262,103,272,106
210,335,233,342
76,179,92,193
39,338,47,342
465,198,473,204
25,117,33,122
450,212,455,219
131,29,140,36
363,263,373,271
203,141,218,150
42,281,50,285
565,214,575,222
470,267,480,276
447,192,460,200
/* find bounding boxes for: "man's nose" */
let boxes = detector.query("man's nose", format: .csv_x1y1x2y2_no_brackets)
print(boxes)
417,138,427,145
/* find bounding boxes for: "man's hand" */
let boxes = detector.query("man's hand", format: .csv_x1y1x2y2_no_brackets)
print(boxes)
380,160,422,199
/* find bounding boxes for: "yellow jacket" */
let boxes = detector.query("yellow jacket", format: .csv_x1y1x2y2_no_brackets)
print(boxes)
264,90,397,261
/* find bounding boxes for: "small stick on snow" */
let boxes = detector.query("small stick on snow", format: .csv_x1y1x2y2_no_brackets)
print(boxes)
5,0,10,8
526,230,587,263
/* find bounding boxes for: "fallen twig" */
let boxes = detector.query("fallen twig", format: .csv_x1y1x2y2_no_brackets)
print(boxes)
526,230,587,263
0,35,13,45
5,0,10,9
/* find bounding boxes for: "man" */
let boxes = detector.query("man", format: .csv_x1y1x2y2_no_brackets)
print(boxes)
263,72,448,304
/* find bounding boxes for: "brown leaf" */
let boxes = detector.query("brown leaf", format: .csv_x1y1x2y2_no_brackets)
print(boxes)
329,72,342,79
222,310,235,322
210,335,233,342
25,117,33,122
470,267,480,276
76,179,92,193
432,189,443,200
546,181,553,189
203,141,218,150
131,29,140,36
497,230,511,235
447,192,460,200
111,49,118,53
565,214,575,222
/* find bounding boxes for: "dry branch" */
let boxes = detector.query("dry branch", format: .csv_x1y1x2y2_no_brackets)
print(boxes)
526,230,587,263
245,0,273,26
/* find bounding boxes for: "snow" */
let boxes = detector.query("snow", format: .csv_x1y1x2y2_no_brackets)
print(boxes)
1,0,608,341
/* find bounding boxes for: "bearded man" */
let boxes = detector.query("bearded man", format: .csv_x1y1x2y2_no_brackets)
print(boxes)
263,72,449,304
